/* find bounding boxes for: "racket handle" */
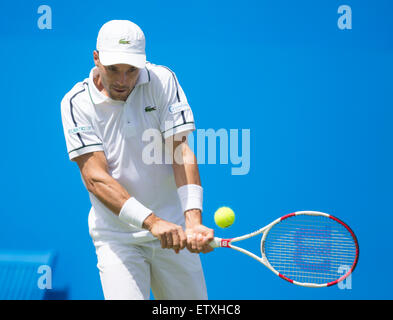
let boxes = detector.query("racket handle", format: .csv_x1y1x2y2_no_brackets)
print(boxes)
209,237,222,248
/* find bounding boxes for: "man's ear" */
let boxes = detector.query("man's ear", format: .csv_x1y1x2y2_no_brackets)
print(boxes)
93,50,100,66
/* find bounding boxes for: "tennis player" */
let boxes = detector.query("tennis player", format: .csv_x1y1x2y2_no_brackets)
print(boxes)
61,20,214,300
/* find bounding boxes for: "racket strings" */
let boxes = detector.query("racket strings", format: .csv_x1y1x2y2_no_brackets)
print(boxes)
263,215,358,285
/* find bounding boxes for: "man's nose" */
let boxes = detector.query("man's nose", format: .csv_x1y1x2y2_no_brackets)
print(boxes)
116,72,127,85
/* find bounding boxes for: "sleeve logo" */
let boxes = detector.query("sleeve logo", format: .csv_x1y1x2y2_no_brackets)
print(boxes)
68,125,94,135
168,102,190,114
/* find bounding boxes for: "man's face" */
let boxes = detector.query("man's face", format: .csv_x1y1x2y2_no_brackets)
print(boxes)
94,51,140,101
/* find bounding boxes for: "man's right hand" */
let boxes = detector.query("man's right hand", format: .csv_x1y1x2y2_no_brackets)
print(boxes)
142,214,187,254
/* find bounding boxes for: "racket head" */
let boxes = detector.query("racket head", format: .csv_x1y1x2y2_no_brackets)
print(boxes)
261,211,359,287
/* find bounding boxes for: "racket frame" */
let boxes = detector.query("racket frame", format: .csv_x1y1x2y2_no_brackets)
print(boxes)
210,211,359,288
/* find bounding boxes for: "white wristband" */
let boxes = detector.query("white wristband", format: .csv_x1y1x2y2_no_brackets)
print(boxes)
177,184,203,213
119,197,153,229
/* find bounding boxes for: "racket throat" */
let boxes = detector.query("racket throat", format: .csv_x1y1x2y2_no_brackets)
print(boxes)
220,239,233,248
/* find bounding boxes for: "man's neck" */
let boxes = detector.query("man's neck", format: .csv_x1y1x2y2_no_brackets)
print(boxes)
93,73,110,98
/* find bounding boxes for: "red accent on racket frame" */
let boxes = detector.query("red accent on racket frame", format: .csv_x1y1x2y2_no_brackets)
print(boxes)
326,215,360,286
279,273,294,283
327,275,346,287
280,212,296,221
220,239,233,248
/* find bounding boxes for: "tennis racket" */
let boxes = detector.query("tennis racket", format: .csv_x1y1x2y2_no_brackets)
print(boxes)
210,211,359,288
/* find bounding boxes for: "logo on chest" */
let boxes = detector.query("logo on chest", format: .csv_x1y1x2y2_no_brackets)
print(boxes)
144,106,157,112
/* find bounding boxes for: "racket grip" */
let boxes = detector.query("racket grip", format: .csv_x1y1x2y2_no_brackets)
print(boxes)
209,237,222,248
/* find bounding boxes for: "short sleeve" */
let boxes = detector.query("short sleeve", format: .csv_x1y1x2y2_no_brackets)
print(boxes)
158,69,196,139
61,87,104,160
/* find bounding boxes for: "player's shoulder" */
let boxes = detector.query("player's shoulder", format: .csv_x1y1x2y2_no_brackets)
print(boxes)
145,62,178,85
61,80,90,109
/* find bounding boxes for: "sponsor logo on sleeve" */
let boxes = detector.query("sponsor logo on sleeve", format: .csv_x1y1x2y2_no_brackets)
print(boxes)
168,102,190,114
68,125,94,135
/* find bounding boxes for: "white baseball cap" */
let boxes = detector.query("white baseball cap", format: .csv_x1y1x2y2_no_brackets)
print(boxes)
96,20,146,69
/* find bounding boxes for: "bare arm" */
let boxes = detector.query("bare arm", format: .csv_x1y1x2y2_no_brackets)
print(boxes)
74,151,187,252
171,136,214,253
172,136,202,225
74,151,130,214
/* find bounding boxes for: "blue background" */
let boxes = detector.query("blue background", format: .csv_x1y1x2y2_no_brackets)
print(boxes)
0,0,392,299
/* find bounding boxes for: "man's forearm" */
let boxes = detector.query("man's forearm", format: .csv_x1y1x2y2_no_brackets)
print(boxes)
170,138,214,253
172,141,201,187
172,140,204,227
85,173,130,215
87,174,158,229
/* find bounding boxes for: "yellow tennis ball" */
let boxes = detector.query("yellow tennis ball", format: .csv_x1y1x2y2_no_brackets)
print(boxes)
214,207,235,228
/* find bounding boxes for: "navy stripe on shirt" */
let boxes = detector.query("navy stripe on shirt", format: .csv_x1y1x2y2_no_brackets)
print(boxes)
69,87,86,147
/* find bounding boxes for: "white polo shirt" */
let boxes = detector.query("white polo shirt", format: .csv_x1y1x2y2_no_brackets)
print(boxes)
61,62,196,244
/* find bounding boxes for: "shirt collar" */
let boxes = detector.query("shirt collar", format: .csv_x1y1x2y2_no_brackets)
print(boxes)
87,66,150,105
135,66,150,87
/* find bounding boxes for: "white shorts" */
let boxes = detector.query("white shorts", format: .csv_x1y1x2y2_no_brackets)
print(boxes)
94,239,208,300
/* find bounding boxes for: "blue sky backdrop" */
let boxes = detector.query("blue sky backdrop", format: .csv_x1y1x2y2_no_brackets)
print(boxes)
0,0,392,299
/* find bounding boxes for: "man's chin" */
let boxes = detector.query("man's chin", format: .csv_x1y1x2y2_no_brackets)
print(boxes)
109,90,130,102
